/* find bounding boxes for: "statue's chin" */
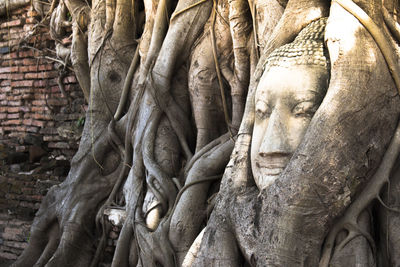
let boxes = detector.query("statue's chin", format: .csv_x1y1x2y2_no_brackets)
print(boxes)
254,173,281,191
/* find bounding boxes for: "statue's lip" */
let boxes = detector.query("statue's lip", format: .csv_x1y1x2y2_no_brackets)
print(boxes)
255,162,286,175
255,158,288,169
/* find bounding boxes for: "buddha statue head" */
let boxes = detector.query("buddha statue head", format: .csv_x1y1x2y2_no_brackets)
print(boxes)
251,18,330,190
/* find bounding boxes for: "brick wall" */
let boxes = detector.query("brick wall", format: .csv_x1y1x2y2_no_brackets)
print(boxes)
0,4,85,264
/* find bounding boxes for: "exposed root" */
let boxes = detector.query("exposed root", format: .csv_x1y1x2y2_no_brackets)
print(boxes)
383,7,400,44
377,194,400,213
333,0,400,90
114,44,140,120
171,0,210,21
320,120,400,267
335,223,376,256
320,2,400,265
210,0,233,137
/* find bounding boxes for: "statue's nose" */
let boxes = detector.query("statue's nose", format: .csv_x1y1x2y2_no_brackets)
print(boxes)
259,110,291,157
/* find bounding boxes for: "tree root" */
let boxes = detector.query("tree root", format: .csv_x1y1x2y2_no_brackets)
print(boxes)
383,7,400,44
114,44,140,120
332,0,400,90
210,0,233,137
319,120,400,266
320,2,400,265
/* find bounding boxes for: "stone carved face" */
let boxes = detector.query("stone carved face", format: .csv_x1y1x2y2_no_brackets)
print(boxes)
251,65,329,190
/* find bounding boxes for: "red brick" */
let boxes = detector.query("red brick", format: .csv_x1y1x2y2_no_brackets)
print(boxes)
20,106,30,113
31,120,44,127
1,80,11,86
7,113,20,119
23,24,34,32
43,135,62,141
38,64,53,71
11,80,33,87
1,86,12,92
26,126,39,133
7,107,19,113
0,73,23,80
22,94,33,100
0,66,19,73
31,106,48,112
33,80,46,87
18,50,34,57
26,17,37,24
48,142,70,149
2,119,21,125
22,119,32,125
0,19,24,28
8,100,22,106
2,240,28,249
22,58,37,66
24,73,38,79
0,113,6,119
9,28,23,34
46,99,67,106
0,251,18,260
27,10,38,17
31,113,52,120
32,100,46,106
19,66,29,72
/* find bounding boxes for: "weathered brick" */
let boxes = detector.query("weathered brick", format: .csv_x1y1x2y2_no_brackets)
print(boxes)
18,66,29,72
0,73,23,80
22,58,37,66
26,126,39,133
25,17,37,24
0,251,18,260
31,106,48,112
1,80,11,86
32,100,46,106
48,142,70,149
46,99,68,106
33,80,46,87
22,119,32,125
0,66,19,73
24,72,38,79
3,240,28,249
1,19,24,28
8,100,22,106
23,24,34,32
31,113,52,120
8,107,20,113
2,119,21,125
31,120,44,127
7,113,20,119
11,80,33,87
27,10,38,17
38,64,53,71
43,135,62,141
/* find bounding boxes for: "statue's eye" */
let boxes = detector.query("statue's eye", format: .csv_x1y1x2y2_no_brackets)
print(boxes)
292,101,317,118
255,101,271,119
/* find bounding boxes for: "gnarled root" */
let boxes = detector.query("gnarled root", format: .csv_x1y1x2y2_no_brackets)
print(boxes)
319,120,400,267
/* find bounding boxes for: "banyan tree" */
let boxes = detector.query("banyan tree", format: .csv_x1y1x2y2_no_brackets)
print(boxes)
11,0,400,266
